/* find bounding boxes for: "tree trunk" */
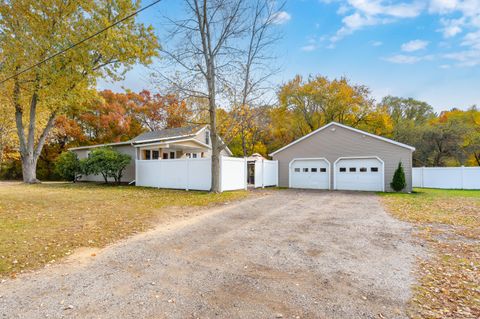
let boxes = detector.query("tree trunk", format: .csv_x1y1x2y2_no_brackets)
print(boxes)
21,155,39,183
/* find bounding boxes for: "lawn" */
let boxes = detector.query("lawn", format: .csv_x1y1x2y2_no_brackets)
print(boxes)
0,182,248,277
380,188,480,319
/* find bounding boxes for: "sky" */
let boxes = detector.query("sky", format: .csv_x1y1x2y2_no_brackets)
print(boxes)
99,0,480,113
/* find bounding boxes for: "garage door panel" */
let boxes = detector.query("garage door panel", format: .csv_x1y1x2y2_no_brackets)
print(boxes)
335,158,383,192
290,159,330,190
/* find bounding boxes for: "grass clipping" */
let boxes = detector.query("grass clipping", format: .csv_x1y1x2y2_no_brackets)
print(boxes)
380,189,480,319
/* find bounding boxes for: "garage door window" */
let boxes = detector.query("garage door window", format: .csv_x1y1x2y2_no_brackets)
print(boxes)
371,167,379,172
311,168,318,172
320,168,327,172
303,168,309,172
360,167,367,172
349,167,356,172
339,167,346,172
294,168,300,172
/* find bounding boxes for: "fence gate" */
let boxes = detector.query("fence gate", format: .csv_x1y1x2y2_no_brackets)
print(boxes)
254,159,279,188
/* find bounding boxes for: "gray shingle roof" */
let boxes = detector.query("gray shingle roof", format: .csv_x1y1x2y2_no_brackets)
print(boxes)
131,125,205,143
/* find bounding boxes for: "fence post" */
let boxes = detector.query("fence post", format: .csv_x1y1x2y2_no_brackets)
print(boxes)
461,165,465,190
244,157,248,190
219,156,223,193
262,159,265,188
275,161,279,187
421,166,425,188
185,158,190,191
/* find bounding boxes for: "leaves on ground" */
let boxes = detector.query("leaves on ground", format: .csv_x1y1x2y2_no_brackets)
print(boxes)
380,188,480,319
0,182,248,277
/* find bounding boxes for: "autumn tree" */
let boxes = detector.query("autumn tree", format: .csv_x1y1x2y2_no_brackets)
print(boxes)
278,75,392,137
0,0,158,183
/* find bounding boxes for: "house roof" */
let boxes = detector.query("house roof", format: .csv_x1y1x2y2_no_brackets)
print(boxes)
131,125,206,143
269,122,415,156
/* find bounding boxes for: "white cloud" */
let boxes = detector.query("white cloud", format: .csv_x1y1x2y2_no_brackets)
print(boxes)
444,50,480,66
271,11,291,25
383,54,434,64
401,39,429,52
372,41,383,46
326,1,425,43
301,44,317,52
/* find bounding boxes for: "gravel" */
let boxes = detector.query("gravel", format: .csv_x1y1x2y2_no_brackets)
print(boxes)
0,189,423,319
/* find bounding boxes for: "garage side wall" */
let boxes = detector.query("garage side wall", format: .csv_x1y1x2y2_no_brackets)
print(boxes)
72,145,136,183
272,125,413,192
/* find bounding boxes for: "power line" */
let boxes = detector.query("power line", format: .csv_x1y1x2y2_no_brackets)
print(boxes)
0,0,162,85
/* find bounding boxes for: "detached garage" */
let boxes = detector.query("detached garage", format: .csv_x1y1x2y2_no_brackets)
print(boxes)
270,122,415,192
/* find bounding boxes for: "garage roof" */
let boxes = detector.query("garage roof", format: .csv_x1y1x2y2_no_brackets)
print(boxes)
269,122,416,156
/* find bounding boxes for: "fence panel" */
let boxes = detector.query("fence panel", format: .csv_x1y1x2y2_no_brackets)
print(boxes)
136,158,211,191
221,157,247,191
254,159,279,188
413,167,480,190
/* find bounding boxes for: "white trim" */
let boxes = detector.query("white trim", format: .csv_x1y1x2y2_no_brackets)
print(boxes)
68,141,131,151
288,157,331,190
133,137,212,149
333,156,385,192
269,122,415,156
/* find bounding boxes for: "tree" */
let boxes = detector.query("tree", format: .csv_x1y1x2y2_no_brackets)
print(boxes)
55,151,82,182
278,75,392,137
390,162,406,192
83,147,131,184
422,117,468,166
155,0,283,192
0,0,158,183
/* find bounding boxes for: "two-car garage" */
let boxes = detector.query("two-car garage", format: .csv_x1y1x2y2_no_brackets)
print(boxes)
272,122,415,192
289,157,384,191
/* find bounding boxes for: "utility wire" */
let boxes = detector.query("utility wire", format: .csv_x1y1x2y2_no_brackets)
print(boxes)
0,0,162,85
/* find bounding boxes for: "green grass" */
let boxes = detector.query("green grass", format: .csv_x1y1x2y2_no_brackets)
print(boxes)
380,188,480,319
0,182,248,277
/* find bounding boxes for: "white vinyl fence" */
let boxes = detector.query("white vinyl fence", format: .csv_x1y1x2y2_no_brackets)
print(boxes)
254,159,279,188
413,166,480,190
136,157,248,192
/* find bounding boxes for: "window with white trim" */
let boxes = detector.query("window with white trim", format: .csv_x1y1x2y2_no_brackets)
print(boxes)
320,168,327,172
294,168,300,172
205,130,210,145
371,167,379,172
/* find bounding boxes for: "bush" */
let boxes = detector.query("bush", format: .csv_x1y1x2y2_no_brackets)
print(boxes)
83,147,131,184
55,151,83,182
390,161,406,192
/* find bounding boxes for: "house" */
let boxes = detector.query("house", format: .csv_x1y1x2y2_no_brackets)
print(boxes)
270,122,415,192
70,125,232,183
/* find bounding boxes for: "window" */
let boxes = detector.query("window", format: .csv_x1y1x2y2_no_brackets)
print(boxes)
186,153,191,158
320,168,327,173
192,153,198,158
162,153,169,159
152,150,159,160
349,167,356,172
311,168,318,172
360,167,367,172
145,150,151,160
294,168,300,172
371,167,379,172
205,130,210,145
170,152,175,159
339,167,346,172
302,168,309,172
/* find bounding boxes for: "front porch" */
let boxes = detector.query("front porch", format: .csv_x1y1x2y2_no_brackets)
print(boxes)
135,139,210,160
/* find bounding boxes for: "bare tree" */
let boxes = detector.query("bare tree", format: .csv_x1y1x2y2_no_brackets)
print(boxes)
153,0,283,190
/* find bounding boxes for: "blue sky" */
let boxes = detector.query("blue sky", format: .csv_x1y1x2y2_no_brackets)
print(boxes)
99,0,480,112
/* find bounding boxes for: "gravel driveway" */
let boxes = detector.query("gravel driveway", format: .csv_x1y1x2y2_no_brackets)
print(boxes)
0,190,423,319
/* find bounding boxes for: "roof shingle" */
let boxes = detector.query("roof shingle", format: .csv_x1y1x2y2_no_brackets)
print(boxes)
131,125,205,143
